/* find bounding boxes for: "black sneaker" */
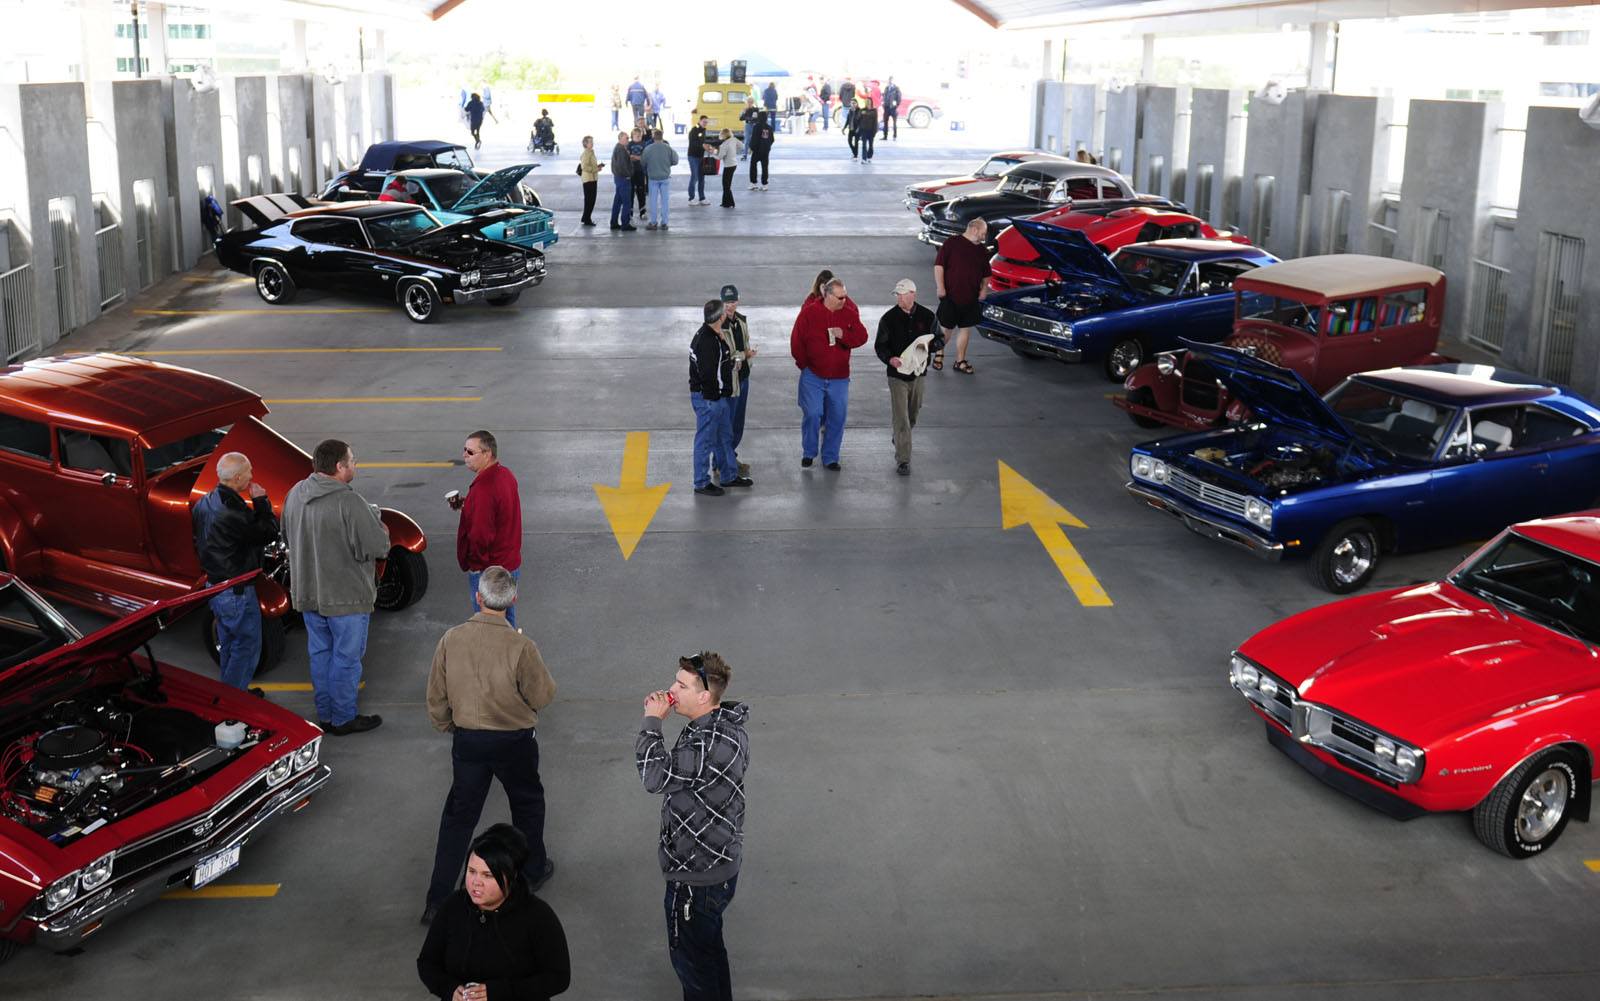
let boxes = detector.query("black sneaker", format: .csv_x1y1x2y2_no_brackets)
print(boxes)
694,484,726,496
610,223,621,230
723,476,754,488
897,462,910,476
529,857,556,893
328,714,383,735
825,462,842,471
249,687,267,698
620,224,638,231
801,457,814,468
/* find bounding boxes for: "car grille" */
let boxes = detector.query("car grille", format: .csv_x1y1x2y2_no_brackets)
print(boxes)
1166,466,1249,518
508,218,549,240
112,770,274,882
983,307,1057,338
480,262,525,286
1297,705,1404,786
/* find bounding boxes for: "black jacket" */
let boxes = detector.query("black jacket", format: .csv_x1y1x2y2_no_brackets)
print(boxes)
192,485,278,584
417,887,570,1001
838,82,856,105
687,125,707,157
884,84,901,111
875,302,940,382
819,83,832,101
689,324,736,400
854,107,878,137
751,123,774,152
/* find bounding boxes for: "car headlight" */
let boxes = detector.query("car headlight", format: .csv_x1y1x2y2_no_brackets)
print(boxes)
1229,655,1260,690
266,755,294,786
1150,459,1168,484
1156,354,1176,376
1374,737,1396,761
464,270,481,286
1244,498,1273,529
79,852,115,892
293,737,321,772
1049,321,1070,338
983,305,1002,320
1131,454,1153,480
1258,676,1279,698
44,873,79,911
1395,746,1419,773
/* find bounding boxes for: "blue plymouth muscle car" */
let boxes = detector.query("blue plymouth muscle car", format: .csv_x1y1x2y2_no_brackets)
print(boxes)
1126,344,1600,592
376,166,557,250
977,220,1280,379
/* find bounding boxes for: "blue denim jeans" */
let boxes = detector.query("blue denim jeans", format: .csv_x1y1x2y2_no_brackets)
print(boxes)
797,369,849,464
611,107,619,129
690,393,736,489
730,376,750,457
687,157,705,200
665,876,738,1001
742,121,754,153
610,174,633,227
648,178,671,226
303,611,369,726
427,727,546,908
466,567,519,629
820,98,830,129
209,587,261,690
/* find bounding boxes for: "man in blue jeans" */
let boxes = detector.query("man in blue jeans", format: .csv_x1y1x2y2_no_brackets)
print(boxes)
192,450,279,692
689,300,751,496
789,277,869,469
282,439,392,735
608,131,637,231
717,285,755,480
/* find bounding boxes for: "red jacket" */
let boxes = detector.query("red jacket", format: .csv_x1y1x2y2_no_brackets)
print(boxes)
790,296,869,379
457,462,522,572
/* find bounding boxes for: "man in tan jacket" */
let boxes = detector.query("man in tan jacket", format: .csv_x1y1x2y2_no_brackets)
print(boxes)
422,565,558,923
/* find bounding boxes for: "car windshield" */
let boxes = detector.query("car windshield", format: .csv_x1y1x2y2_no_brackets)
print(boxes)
1451,534,1600,646
144,426,231,479
997,174,1049,199
0,579,75,671
1324,381,1457,461
366,209,443,248
434,148,474,171
1239,292,1321,333
976,156,1026,179
1113,252,1190,297
423,173,477,206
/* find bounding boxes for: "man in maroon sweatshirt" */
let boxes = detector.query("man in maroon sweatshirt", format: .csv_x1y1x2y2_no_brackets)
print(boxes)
451,430,524,628
790,277,870,470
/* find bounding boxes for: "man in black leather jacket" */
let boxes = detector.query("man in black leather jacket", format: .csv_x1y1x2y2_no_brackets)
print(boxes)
192,450,279,691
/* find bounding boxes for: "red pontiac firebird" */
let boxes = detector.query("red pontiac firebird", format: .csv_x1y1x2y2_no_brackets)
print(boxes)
1231,511,1600,858
988,204,1251,292
0,354,428,672
0,575,328,962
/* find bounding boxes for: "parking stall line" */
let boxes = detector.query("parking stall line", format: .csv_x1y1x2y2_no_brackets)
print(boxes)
1586,860,1600,872
161,884,281,900
124,347,503,356
256,682,365,692
134,307,390,316
263,396,483,405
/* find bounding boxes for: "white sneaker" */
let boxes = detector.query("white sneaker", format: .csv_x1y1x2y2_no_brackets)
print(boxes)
749,184,758,190
699,199,709,205
760,184,769,190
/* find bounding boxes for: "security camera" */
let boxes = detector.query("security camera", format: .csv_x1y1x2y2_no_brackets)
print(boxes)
1254,81,1287,106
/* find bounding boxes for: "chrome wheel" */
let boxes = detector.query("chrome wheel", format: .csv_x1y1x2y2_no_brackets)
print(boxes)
907,107,933,129
1330,534,1375,587
257,266,284,300
404,284,434,321
1105,339,1144,380
1516,767,1570,843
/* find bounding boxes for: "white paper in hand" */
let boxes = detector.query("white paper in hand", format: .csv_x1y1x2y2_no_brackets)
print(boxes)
898,334,937,377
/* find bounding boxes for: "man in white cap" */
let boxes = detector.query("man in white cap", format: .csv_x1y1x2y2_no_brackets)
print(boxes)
873,278,941,476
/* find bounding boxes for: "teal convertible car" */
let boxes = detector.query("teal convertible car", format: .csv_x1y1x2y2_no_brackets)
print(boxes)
374,164,557,250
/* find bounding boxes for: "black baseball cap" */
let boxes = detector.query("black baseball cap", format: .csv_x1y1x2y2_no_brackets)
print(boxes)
719,284,739,302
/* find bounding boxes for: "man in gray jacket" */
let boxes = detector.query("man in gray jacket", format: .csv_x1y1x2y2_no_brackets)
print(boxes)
282,438,391,735
642,128,680,231
637,652,749,1001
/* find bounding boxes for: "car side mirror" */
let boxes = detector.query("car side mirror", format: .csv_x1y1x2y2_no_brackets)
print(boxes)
1471,442,1489,458
101,471,119,486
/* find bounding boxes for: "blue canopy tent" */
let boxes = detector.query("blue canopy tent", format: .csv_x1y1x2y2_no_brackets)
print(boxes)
719,53,789,79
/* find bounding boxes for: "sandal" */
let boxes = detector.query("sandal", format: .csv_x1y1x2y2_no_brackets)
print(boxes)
954,360,975,375
930,350,944,371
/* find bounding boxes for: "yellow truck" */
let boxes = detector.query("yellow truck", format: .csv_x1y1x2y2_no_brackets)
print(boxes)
695,82,755,134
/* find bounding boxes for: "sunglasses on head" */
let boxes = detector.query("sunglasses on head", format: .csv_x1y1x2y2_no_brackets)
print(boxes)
683,654,708,688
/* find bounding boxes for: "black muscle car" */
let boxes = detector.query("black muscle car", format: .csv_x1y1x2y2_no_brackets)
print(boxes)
918,161,1179,252
320,139,541,207
215,197,545,323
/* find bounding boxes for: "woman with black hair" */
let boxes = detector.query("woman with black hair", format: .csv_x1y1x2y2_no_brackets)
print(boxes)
418,824,571,1001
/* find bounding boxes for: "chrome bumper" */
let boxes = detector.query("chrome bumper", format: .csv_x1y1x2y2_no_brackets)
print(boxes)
454,269,544,302
977,325,1081,362
1125,481,1284,561
27,765,331,952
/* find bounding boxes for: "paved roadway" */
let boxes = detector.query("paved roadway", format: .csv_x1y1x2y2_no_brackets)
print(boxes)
8,124,1600,1001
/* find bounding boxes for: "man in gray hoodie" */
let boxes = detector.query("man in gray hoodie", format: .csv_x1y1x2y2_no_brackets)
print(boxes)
637,652,749,1001
641,128,680,231
282,439,392,735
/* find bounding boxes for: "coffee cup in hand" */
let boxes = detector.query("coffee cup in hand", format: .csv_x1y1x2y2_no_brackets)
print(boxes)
446,489,462,510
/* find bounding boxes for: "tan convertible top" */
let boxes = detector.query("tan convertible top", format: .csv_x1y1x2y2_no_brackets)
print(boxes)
1237,254,1443,299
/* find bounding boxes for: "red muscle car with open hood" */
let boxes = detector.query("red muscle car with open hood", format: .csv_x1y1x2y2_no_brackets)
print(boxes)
0,575,328,962
1230,511,1600,858
988,204,1250,292
0,354,428,672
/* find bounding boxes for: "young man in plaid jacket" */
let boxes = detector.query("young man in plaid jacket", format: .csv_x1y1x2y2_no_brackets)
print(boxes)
637,652,750,1001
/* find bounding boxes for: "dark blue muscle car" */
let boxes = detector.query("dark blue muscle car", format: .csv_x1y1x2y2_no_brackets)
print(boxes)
1126,343,1600,593
977,221,1280,379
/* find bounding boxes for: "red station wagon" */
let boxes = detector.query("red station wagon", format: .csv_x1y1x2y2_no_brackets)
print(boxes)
0,355,429,670
1231,511,1600,858
0,576,329,962
1116,255,1448,430
988,205,1250,292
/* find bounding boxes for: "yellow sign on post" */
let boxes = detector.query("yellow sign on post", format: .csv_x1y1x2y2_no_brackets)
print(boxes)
997,460,1113,607
594,432,671,560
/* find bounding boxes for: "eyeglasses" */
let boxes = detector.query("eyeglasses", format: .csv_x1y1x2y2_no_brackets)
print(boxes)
463,447,482,456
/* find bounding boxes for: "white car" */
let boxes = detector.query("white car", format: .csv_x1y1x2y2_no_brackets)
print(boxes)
903,150,1067,212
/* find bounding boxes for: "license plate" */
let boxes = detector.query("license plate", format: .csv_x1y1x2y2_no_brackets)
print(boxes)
192,844,241,889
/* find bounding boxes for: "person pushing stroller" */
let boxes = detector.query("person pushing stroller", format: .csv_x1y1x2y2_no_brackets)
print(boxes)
528,109,559,155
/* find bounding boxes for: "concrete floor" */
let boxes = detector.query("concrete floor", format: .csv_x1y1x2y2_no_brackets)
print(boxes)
9,127,1600,1001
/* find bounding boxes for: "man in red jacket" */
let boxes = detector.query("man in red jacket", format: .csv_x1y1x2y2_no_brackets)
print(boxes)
450,430,524,628
790,277,869,470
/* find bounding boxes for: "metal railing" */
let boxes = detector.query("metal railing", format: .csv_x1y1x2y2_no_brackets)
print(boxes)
1,263,39,361
1464,259,1510,353
96,222,124,307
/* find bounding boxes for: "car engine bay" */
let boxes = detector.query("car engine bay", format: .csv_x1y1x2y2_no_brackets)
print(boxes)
1190,440,1341,491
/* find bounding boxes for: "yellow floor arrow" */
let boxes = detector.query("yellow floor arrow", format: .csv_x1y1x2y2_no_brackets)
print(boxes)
594,432,671,560
998,460,1112,607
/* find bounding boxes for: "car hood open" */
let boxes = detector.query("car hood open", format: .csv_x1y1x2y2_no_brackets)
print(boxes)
1012,219,1127,289
1182,340,1355,445
1240,579,1600,744
451,163,537,211
404,210,521,249
0,577,245,690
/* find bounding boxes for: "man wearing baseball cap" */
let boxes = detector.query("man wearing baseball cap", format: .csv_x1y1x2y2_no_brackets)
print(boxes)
689,299,750,496
717,285,757,481
874,278,941,476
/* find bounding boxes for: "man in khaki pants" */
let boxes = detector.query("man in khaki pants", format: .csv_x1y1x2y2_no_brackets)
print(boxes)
873,278,941,476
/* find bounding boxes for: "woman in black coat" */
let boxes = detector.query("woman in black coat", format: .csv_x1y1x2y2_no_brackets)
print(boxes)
418,825,571,1001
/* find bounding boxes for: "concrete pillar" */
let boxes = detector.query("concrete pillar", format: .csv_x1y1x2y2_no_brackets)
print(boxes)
290,20,309,71
1188,88,1247,228
1135,86,1190,203
1307,94,1391,257
371,29,386,70
1041,39,1054,81
1141,34,1156,84
141,2,168,75
78,0,116,115
1308,23,1333,91
1241,89,1321,259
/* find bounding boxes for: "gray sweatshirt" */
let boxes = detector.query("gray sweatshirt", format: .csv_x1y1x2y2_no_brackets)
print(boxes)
281,473,391,617
641,142,680,181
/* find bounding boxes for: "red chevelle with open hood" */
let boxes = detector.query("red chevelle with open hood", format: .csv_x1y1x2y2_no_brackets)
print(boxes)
1230,511,1600,857
0,575,328,962
988,204,1250,292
